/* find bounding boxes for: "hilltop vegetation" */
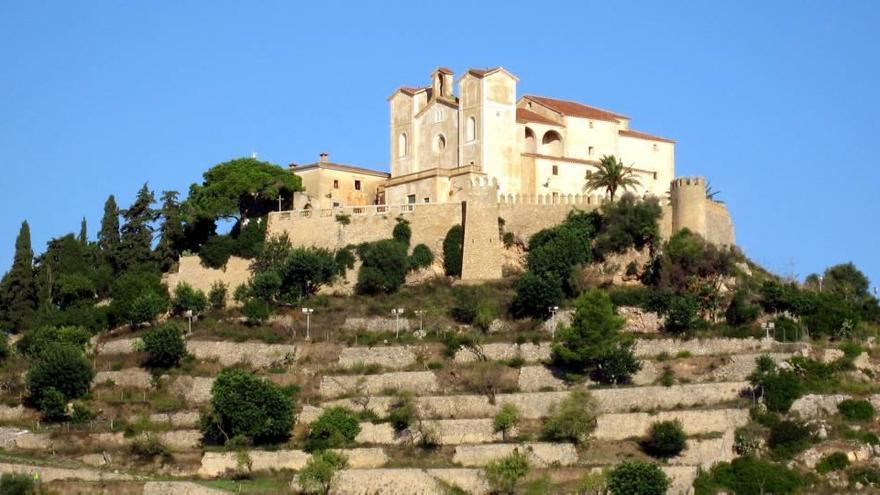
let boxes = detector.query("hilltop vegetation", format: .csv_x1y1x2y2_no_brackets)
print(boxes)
0,157,879,493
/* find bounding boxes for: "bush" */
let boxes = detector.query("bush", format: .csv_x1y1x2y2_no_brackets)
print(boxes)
298,450,347,495
305,407,361,452
725,290,760,326
493,403,520,436
356,239,408,295
697,457,802,495
849,466,880,487
17,325,91,357
773,315,804,342
838,399,875,421
749,357,804,413
249,271,282,302
485,450,530,495
664,293,700,334
607,461,668,495
552,290,640,384
0,473,35,495
142,323,186,369
199,235,235,268
592,194,661,258
334,248,356,274
442,225,464,277
231,217,266,259
279,247,338,300
526,212,593,293
39,387,67,421
768,420,812,459
26,342,94,404
392,218,412,246
450,285,500,331
642,420,686,458
208,281,227,310
172,283,208,315
543,389,597,444
70,401,96,424
510,271,564,319
408,244,434,270
242,298,271,324
816,451,850,474
108,268,169,326
502,231,515,248
200,368,294,445
387,392,415,432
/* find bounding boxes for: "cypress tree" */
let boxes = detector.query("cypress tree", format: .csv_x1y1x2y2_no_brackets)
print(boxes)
155,190,184,271
0,221,38,332
118,183,157,271
98,195,121,268
78,217,88,246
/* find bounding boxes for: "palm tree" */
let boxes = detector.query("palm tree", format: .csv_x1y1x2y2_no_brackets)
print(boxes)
705,181,723,203
584,155,641,202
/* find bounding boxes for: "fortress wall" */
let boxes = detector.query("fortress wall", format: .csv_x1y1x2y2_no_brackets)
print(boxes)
706,200,735,246
497,196,601,243
164,255,252,305
267,203,462,257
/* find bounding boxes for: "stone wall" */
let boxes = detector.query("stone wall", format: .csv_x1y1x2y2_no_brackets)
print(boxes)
198,448,387,477
326,468,488,495
185,340,297,369
592,408,749,440
164,255,252,306
319,371,439,399
452,443,578,467
342,317,412,333
632,337,769,358
338,346,419,369
454,342,551,363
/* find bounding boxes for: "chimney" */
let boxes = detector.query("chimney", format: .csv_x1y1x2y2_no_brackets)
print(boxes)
319,152,329,163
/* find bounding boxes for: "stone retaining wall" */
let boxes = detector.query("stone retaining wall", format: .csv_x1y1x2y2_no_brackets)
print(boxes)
452,443,578,467
633,337,769,358
96,338,140,356
319,371,438,398
790,394,849,418
593,409,748,440
355,419,502,445
148,411,200,428
669,430,736,469
0,462,134,482
454,342,551,363
186,340,297,369
338,346,419,370
94,369,153,389
167,376,215,404
325,468,488,495
0,405,29,422
517,366,566,392
198,448,387,477
342,317,412,333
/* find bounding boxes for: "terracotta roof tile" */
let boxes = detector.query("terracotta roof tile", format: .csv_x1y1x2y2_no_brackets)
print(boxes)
436,67,453,74
618,129,675,144
524,95,628,122
466,67,500,78
516,108,560,126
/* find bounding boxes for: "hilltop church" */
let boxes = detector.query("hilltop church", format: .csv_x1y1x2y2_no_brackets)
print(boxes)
289,66,675,209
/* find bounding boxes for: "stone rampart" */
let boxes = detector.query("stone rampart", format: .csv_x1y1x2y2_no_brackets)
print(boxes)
164,255,252,306
452,443,578,467
593,409,749,440
319,371,439,399
186,340,297,369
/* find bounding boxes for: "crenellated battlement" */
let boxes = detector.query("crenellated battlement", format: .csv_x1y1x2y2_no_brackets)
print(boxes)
497,193,607,206
670,176,706,190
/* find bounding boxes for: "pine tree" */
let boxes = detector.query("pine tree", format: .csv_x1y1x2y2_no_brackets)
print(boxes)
0,221,38,332
118,183,157,271
78,217,88,246
155,190,184,271
98,195,121,268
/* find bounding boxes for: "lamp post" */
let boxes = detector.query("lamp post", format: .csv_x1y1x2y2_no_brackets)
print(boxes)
392,308,404,339
762,321,775,341
301,307,314,341
414,310,425,338
548,306,559,339
183,310,194,336
818,275,824,292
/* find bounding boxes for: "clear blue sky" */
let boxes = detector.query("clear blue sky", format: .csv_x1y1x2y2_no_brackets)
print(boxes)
2,1,879,288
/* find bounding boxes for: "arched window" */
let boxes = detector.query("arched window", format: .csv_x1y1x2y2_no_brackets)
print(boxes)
398,133,407,158
524,127,536,154
541,130,563,156
433,134,446,153
466,116,477,142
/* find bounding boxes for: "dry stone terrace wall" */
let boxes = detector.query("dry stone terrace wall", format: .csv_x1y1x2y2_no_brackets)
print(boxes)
0,462,135,482
355,419,502,445
338,346,419,369
593,408,749,440
164,255,252,306
96,337,140,355
319,371,438,398
670,430,736,470
452,443,578,467
454,342,551,363
198,448,387,477
342,317,412,333
633,337,774,357
166,376,215,405
322,468,489,495
94,369,153,389
185,340,297,368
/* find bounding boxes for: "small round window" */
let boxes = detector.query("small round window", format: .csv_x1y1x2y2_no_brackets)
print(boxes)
433,134,446,153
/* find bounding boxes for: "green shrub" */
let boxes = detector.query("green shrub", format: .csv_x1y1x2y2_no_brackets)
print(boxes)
838,399,875,421
392,218,412,246
242,298,271,324
232,217,266,258
849,466,880,487
172,283,208,315
442,225,464,277
510,271,564,319
725,290,760,326
485,450,530,495
450,285,500,331
592,194,661,258
17,325,91,357
334,247,356,274
502,231,516,248
552,290,640,384
387,392,415,432
200,368,294,445
408,244,434,270
108,268,169,326
642,420,686,458
664,293,700,334
493,403,520,436
279,247,338,300
816,451,850,474
772,315,804,342
0,473,36,495
130,434,171,461
26,342,94,404
356,239,408,295
443,332,478,358
697,457,802,495
142,323,186,369
249,271,282,302
208,281,227,310
305,407,361,452
298,450,347,495
70,401,96,424
749,357,803,413
199,235,235,268
607,460,668,495
768,420,812,459
543,389,597,444
39,387,67,421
